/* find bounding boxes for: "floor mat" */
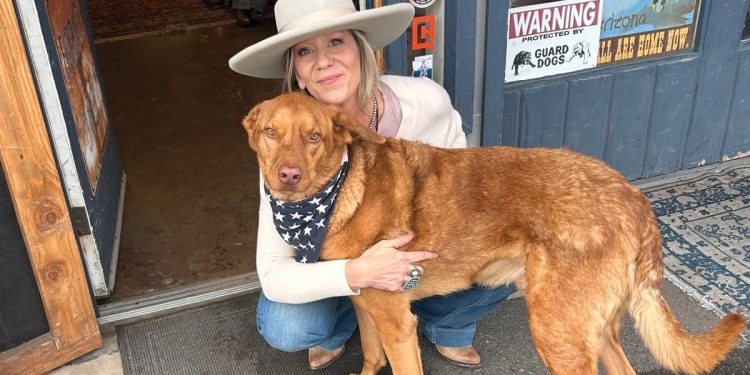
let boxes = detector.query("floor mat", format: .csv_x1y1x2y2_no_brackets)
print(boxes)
117,294,383,375
116,293,563,375
117,294,543,374
644,165,750,335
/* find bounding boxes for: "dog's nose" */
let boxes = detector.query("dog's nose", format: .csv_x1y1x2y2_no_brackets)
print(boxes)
278,166,302,185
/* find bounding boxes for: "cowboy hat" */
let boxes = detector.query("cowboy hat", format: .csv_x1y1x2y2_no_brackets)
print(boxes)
229,0,415,78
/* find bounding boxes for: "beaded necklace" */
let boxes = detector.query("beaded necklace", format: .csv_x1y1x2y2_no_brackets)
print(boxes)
368,94,378,131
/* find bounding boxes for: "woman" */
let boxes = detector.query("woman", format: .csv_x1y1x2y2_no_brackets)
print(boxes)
229,0,516,370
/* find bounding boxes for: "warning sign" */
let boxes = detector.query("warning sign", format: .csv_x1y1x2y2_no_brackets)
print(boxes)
506,0,603,82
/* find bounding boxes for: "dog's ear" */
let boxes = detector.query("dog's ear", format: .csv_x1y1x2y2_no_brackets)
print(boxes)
242,101,263,132
242,101,264,150
329,108,386,145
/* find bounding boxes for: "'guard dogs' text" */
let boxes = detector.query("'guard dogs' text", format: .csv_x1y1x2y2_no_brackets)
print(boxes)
535,45,569,67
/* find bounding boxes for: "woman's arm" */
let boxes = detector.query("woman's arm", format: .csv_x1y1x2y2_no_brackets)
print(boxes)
256,178,358,303
256,177,438,303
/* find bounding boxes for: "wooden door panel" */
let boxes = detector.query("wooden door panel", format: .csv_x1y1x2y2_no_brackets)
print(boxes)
0,0,101,373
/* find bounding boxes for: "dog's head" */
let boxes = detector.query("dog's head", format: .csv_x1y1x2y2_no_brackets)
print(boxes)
243,92,386,201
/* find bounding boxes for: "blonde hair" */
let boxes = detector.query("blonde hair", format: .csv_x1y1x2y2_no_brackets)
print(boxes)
282,30,380,113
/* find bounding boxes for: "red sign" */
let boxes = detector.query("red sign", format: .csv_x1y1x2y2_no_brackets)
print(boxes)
412,15,435,51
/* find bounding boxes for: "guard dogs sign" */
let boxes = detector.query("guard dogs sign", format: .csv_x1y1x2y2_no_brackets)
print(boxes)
506,0,602,82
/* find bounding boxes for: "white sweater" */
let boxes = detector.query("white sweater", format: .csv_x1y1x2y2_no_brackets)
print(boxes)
256,76,467,303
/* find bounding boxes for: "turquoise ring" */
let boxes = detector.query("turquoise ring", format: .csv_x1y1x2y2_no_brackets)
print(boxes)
402,265,422,290
401,275,420,290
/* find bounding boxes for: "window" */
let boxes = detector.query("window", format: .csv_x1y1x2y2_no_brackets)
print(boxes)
505,0,703,82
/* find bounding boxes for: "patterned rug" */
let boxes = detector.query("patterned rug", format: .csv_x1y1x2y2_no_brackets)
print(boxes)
644,165,750,339
86,0,235,41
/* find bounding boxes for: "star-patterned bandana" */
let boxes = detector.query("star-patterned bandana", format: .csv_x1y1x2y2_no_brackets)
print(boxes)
265,161,349,263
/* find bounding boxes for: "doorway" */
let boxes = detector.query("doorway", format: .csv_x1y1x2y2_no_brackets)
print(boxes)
87,0,278,302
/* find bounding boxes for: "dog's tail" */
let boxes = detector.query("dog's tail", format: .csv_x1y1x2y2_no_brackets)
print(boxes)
629,210,746,375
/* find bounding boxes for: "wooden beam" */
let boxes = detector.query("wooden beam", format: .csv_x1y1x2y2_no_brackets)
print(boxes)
0,0,101,373
0,334,101,375
375,0,384,72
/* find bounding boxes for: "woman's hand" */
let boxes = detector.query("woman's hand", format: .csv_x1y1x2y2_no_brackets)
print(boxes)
345,233,439,292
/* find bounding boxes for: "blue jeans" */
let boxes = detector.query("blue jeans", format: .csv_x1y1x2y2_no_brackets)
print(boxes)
256,284,516,352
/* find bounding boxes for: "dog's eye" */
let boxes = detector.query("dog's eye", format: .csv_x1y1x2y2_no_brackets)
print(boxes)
308,132,321,142
264,127,276,137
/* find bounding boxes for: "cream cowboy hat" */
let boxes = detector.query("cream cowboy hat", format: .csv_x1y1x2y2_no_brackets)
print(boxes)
229,0,415,78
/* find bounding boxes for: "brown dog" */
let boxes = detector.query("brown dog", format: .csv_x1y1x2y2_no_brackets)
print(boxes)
242,92,746,375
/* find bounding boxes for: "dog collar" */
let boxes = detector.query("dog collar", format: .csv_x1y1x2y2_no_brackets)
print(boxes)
265,160,349,263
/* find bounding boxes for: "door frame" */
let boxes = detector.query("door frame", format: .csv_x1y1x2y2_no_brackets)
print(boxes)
0,0,101,373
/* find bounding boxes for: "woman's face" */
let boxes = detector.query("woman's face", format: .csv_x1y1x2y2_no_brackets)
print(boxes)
292,30,361,108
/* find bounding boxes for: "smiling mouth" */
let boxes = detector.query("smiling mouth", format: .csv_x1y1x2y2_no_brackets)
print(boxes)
317,75,341,85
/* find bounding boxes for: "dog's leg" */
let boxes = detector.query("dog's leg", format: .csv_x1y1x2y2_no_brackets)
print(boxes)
351,291,423,375
600,305,636,375
528,307,600,374
525,248,601,375
350,299,387,375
